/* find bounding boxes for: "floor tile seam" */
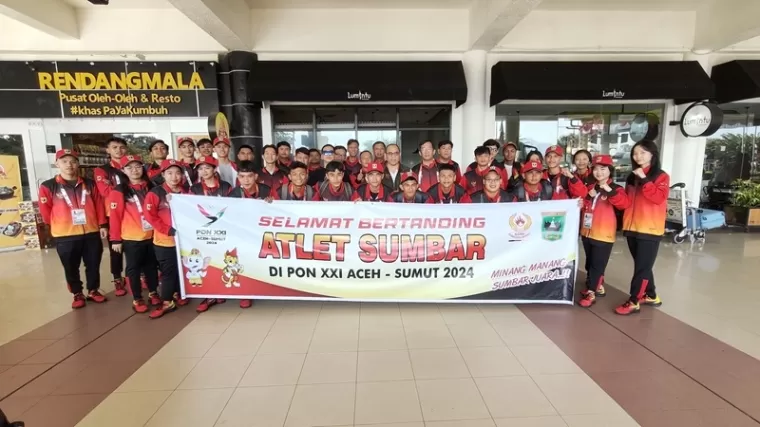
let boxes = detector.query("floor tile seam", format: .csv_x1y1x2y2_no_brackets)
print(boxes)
398,313,427,426
284,304,322,426
0,307,138,402
0,339,58,368
522,299,760,425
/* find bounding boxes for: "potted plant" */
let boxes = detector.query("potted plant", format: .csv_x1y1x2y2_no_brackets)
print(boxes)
725,179,760,231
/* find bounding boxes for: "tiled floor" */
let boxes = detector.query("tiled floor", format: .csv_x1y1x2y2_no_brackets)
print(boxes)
1,232,760,426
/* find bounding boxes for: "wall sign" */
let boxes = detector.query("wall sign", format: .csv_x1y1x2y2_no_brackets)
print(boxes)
630,113,660,142
0,61,218,119
346,91,372,101
679,102,723,137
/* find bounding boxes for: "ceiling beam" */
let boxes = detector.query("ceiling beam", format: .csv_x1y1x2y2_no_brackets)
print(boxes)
167,0,251,50
693,0,760,52
0,0,78,39
469,0,543,51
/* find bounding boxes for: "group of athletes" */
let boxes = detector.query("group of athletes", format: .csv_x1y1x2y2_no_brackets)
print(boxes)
39,134,669,318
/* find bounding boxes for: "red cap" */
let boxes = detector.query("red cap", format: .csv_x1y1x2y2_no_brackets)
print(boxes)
213,137,230,147
593,154,614,167
196,156,218,168
544,145,564,157
177,137,195,147
119,155,143,168
521,161,544,174
363,161,384,174
225,248,238,258
160,159,183,173
400,172,418,183
55,149,78,161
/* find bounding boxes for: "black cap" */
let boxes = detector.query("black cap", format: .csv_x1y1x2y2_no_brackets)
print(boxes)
148,139,168,151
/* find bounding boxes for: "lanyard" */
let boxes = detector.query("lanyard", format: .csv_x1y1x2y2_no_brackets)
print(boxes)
132,194,146,215
418,165,439,184
365,185,384,201
60,184,86,209
438,186,454,204
113,174,121,185
183,168,192,185
589,192,601,211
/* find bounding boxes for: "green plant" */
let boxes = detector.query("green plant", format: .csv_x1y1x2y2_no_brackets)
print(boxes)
732,180,760,208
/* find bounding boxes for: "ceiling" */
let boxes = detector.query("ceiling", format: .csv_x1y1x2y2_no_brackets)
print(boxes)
63,0,174,8
537,0,707,11
245,0,473,8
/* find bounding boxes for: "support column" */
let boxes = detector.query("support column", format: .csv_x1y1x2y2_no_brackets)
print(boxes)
462,50,488,164
667,53,712,203
219,51,263,169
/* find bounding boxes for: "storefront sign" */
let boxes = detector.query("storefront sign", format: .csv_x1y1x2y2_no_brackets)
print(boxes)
601,89,625,99
680,102,723,137
0,61,218,119
171,195,579,304
0,155,25,252
347,91,372,101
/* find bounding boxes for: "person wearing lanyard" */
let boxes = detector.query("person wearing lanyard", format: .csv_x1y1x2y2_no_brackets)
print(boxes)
572,149,594,185
577,154,630,308
279,162,319,201
501,142,522,188
427,163,468,204
465,139,503,172
177,137,198,188
616,140,670,315
146,139,169,185
315,161,354,201
390,173,433,203
213,137,238,186
190,156,233,197
461,146,508,195
436,140,463,182
93,137,129,297
543,145,587,199
143,160,190,318
461,168,511,203
512,161,555,202
39,149,108,309
411,140,440,192
108,155,161,313
258,145,289,192
351,161,393,202
351,150,374,189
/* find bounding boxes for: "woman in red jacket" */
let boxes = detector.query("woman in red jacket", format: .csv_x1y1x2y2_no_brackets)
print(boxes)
615,140,670,315
578,154,630,308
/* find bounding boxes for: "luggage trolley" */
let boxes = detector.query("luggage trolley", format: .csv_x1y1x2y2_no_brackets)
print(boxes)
666,183,726,244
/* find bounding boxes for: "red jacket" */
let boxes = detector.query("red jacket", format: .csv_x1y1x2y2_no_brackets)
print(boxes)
351,184,393,202
580,182,630,243
460,167,508,195
190,179,233,197
39,175,106,240
143,184,186,247
93,159,127,216
427,183,468,204
389,191,433,204
543,170,588,199
108,181,152,243
462,190,511,203
258,166,289,191
623,169,670,239
437,159,463,182
411,161,440,192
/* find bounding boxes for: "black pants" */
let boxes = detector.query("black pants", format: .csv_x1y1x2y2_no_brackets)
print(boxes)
123,240,159,299
154,245,179,302
582,237,613,292
55,233,103,294
626,236,660,301
106,220,123,279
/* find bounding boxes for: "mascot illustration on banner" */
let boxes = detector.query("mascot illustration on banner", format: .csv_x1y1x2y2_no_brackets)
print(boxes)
222,248,244,288
183,248,211,287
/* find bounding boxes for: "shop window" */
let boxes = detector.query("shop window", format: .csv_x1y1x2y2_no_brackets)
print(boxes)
61,133,161,180
0,134,30,201
495,103,664,185
271,106,451,165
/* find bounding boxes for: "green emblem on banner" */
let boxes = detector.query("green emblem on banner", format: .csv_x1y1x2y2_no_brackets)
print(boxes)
541,211,566,241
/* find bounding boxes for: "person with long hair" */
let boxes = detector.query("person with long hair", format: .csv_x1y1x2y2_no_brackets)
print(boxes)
573,149,593,184
615,140,669,315
578,154,630,308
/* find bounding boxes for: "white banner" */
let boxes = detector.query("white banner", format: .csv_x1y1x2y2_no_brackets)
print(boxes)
171,195,580,304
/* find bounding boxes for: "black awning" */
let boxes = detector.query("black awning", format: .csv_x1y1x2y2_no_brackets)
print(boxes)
248,61,468,106
712,60,760,103
490,61,714,106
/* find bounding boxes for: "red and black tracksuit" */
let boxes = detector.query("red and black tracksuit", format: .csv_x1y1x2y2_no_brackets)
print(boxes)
427,184,468,204
437,159,463,182
411,162,439,192
108,181,159,300
351,184,393,202
345,159,362,188
143,184,186,303
279,184,318,201
511,180,555,202
190,179,234,197
464,190,511,203
316,182,354,201
307,166,326,187
258,166,289,192
229,184,277,199
460,167,508,195
39,175,107,295
465,160,502,173
94,160,128,280
580,182,630,294
147,162,163,185
622,169,670,302
544,171,588,200
389,191,433,203
502,162,522,189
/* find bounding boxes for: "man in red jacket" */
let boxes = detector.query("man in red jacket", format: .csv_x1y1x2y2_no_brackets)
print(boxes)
390,173,433,203
543,145,587,199
351,161,393,202
428,163,468,203
461,146,508,195
39,149,108,309
146,139,169,185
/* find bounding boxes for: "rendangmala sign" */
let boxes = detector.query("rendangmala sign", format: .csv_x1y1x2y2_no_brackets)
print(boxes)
170,195,580,304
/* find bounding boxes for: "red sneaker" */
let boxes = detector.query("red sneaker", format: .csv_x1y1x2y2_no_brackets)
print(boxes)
595,283,606,297
614,300,641,316
240,299,253,309
196,298,215,313
72,293,86,309
132,299,149,313
217,299,226,304
113,278,127,297
173,293,189,306
578,291,596,308
149,292,162,306
87,290,108,303
149,301,177,319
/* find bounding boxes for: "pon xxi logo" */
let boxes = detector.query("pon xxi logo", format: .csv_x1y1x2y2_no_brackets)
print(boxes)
197,204,228,227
